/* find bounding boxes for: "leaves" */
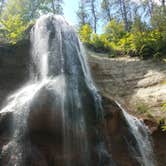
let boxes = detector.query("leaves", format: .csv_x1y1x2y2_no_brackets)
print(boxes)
79,24,93,44
0,14,28,44
79,17,166,59
0,0,64,44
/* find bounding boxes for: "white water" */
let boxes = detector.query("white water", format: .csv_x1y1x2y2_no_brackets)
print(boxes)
0,14,112,166
116,101,156,166
0,14,156,166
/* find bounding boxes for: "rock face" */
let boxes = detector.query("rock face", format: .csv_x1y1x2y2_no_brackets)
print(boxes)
87,51,166,165
87,51,166,120
0,42,166,165
0,41,30,107
1,95,165,166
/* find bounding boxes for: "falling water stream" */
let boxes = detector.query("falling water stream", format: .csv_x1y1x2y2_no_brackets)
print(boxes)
0,14,113,166
116,102,156,166
0,14,156,166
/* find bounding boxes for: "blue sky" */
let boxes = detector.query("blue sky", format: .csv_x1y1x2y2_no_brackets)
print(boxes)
63,0,103,33
63,0,79,25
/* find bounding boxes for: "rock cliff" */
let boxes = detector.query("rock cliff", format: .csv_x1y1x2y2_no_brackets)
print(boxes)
87,52,166,165
0,41,30,107
87,50,166,121
0,43,166,165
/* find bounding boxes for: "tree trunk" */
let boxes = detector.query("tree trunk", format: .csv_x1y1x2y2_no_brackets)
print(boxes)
51,0,56,14
119,0,129,31
161,0,166,13
102,0,112,21
0,0,5,14
91,0,97,33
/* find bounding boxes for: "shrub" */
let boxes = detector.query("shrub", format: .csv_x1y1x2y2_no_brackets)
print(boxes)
104,20,126,42
136,102,149,114
90,33,111,52
0,14,28,44
160,101,166,131
79,24,93,45
79,19,166,59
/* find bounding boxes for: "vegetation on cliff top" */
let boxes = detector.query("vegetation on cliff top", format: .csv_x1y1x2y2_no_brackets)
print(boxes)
0,0,165,60
0,0,165,132
79,20,166,60
77,0,166,60
0,0,63,44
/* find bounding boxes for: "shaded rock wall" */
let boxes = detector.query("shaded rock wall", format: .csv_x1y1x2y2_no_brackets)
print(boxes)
102,95,166,166
0,41,30,107
0,43,166,165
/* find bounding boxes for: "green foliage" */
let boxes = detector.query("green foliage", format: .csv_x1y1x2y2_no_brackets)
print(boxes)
157,118,166,131
79,24,93,44
0,0,64,44
162,125,166,131
160,101,166,131
1,0,36,22
0,14,29,44
79,24,112,52
39,0,64,15
105,20,126,40
151,6,166,32
1,0,63,21
162,101,166,112
91,33,110,52
136,102,150,114
79,18,166,59
135,102,154,119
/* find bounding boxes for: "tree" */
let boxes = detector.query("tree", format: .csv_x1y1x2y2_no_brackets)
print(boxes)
141,0,155,19
77,0,89,27
105,20,126,42
0,14,29,44
77,0,98,32
161,0,166,13
87,0,98,33
0,0,64,43
1,0,64,22
34,0,63,14
131,16,147,33
0,0,5,14
151,4,166,31
1,0,42,22
101,0,112,22
56,0,64,14
118,0,129,31
100,0,130,31
79,24,93,44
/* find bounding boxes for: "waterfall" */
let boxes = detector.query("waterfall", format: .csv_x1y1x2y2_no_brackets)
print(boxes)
0,14,157,166
116,102,156,166
0,14,113,166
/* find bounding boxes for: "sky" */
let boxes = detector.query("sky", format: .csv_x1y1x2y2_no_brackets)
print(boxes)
62,0,162,34
63,0,103,33
63,0,162,24
63,0,79,26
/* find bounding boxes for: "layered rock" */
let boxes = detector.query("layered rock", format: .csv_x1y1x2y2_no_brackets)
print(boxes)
0,42,166,165
87,51,166,120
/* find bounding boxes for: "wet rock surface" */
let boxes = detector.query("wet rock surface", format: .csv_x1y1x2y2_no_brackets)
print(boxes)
0,41,30,107
1,94,165,166
0,43,166,165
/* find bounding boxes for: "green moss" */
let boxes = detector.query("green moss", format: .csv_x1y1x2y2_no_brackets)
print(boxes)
136,102,149,114
135,102,155,119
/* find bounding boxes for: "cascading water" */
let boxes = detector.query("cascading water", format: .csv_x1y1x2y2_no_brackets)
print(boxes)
0,14,157,166
0,14,113,166
116,102,156,166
